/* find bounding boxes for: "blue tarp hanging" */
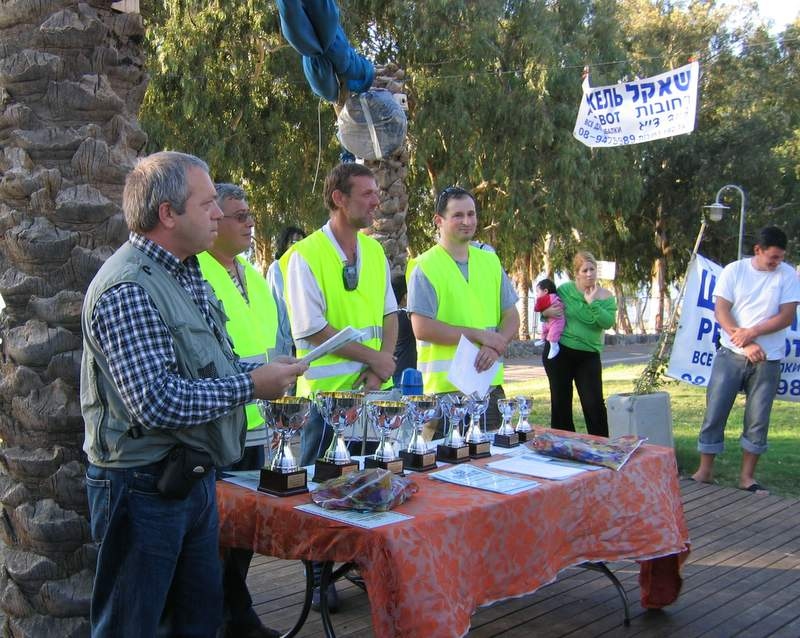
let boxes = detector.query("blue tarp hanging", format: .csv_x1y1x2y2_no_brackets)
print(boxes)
276,0,375,103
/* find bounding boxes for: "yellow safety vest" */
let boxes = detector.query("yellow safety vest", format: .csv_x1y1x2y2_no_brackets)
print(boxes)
198,252,278,430
407,244,504,393
289,229,388,396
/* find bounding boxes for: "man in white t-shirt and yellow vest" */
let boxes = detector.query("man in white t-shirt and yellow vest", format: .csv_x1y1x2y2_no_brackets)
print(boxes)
284,162,398,610
198,183,285,638
407,186,519,434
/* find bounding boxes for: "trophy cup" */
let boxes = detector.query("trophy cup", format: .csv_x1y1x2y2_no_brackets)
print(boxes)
257,397,311,496
314,391,363,482
436,393,470,463
494,397,520,448
514,395,534,442
400,395,439,471
364,399,405,474
464,392,491,458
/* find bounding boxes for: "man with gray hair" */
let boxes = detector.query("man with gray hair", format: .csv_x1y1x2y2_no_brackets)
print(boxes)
81,151,307,637
197,183,284,638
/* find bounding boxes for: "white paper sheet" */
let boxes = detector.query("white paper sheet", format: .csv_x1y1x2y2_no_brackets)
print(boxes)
294,503,413,529
487,454,587,480
300,326,362,365
446,335,500,397
429,464,538,494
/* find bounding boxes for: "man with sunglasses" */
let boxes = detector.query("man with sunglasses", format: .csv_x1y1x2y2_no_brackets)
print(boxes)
407,186,519,432
284,162,398,610
197,183,286,638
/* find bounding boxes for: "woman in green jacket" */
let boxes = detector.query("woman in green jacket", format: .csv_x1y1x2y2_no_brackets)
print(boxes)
542,251,616,436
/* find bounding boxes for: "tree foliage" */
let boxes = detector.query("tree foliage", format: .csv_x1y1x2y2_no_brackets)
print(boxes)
140,0,800,303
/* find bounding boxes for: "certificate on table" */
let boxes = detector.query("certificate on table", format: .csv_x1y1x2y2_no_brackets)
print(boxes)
295,503,413,529
487,454,587,480
430,464,539,495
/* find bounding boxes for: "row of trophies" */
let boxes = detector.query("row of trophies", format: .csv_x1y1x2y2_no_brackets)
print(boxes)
255,392,534,497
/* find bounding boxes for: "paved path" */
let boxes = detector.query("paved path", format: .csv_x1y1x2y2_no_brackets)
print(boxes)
504,341,655,381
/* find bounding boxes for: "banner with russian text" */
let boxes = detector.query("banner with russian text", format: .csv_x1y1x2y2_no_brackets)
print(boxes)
665,254,800,402
573,61,699,148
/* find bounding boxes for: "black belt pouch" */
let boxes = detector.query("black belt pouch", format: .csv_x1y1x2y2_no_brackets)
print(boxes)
156,446,214,499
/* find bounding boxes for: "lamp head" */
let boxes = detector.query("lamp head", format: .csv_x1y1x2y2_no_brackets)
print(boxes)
704,202,729,222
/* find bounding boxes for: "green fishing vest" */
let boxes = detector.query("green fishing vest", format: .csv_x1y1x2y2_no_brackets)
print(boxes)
81,242,246,468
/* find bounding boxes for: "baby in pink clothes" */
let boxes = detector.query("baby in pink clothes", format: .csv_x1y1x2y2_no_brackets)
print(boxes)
533,278,565,359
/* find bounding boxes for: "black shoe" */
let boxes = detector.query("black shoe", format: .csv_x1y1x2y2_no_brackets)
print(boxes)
223,623,281,638
311,583,339,613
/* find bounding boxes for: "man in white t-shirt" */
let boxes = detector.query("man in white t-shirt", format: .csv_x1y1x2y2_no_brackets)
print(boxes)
692,226,800,494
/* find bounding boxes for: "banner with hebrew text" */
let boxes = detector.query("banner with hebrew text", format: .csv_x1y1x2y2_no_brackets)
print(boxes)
573,61,699,148
665,254,800,402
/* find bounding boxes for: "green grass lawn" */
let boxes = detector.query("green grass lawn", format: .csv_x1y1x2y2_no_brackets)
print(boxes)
504,364,800,498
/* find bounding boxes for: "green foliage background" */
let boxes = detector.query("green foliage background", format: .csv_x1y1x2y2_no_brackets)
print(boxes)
139,0,800,289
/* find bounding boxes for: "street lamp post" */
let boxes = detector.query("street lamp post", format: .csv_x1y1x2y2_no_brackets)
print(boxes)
703,184,746,260
636,206,723,394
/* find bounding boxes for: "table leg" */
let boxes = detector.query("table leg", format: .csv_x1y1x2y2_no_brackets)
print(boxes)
281,560,316,638
579,562,631,626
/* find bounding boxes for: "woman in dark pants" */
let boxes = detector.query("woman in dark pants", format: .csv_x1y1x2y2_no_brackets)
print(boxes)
542,251,616,436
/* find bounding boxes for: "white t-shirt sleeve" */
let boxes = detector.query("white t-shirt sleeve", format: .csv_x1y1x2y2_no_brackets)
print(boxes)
384,259,398,315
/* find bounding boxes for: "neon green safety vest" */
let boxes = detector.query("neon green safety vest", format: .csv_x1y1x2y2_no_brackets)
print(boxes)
289,229,388,396
407,244,504,393
198,252,278,430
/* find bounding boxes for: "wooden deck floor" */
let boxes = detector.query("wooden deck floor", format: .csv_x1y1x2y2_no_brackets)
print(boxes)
248,479,800,637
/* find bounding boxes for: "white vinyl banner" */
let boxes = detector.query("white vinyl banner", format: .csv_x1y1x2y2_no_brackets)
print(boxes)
573,61,699,148
665,254,800,402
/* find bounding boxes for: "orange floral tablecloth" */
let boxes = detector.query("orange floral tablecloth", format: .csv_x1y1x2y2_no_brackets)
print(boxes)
217,441,689,638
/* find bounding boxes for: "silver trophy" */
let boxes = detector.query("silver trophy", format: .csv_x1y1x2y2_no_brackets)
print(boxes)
436,393,470,463
256,397,311,496
514,395,534,442
400,395,439,471
314,391,363,481
464,392,491,458
364,399,406,474
494,397,520,448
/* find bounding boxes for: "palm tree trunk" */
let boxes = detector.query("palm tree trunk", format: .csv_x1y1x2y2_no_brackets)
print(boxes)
0,2,147,634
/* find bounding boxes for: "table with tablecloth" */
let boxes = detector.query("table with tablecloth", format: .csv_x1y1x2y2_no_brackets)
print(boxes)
217,437,690,638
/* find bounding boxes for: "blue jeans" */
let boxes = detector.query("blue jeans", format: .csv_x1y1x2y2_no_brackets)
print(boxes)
299,407,333,467
698,346,781,455
86,462,222,638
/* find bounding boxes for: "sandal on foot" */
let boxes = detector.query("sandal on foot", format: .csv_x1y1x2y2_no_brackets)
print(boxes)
741,483,769,494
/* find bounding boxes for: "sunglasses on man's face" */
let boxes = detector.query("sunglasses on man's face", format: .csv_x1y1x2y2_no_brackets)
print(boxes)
222,211,254,224
435,186,461,212
342,263,359,291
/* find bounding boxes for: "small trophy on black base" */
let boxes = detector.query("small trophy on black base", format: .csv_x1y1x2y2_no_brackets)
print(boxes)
314,391,363,482
464,392,491,458
257,397,311,496
400,395,439,471
436,393,470,463
515,396,534,442
493,398,520,448
364,399,405,474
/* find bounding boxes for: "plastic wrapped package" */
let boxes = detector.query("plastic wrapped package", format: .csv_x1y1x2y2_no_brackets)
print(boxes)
530,432,647,471
311,468,418,511
336,88,407,160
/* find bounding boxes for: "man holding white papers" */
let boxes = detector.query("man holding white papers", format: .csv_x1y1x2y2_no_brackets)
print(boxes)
407,185,519,432
284,163,397,611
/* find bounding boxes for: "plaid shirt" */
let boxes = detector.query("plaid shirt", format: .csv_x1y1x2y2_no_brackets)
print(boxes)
89,234,255,430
